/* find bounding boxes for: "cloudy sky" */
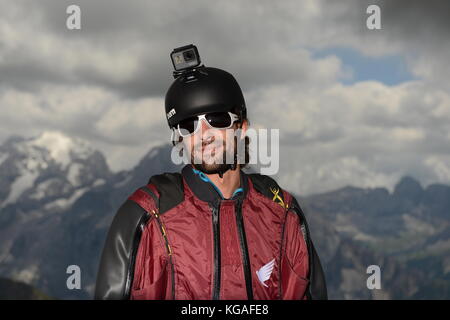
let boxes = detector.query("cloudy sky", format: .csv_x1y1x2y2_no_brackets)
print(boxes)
1,0,449,195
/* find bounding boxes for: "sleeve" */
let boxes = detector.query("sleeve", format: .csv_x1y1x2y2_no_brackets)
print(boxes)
281,208,310,300
289,196,328,300
94,199,150,300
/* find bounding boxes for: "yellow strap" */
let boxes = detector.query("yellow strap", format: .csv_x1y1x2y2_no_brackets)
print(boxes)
151,210,171,255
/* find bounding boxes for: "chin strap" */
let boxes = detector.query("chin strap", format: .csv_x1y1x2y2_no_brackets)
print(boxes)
218,151,238,178
218,165,232,179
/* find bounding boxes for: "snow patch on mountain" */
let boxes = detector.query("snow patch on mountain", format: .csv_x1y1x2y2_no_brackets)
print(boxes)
2,169,39,207
44,187,88,211
29,178,61,200
67,162,83,187
92,179,105,187
26,131,94,169
30,180,53,201
0,131,106,209
11,264,40,284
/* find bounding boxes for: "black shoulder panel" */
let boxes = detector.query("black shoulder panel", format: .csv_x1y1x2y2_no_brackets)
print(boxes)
247,173,285,204
94,199,150,300
148,172,184,214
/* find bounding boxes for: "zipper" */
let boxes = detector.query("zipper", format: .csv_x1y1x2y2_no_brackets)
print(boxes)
152,209,176,300
278,203,290,299
235,198,254,300
209,202,221,300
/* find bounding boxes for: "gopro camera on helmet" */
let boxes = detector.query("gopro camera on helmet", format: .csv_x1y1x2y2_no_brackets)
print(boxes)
170,44,203,79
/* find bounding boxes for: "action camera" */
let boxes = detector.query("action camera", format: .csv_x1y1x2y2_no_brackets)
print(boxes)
170,44,203,78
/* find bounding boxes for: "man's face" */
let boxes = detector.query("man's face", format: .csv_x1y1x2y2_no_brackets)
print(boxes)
181,116,246,174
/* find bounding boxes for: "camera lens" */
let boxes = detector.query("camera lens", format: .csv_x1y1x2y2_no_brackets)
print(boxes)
183,50,195,62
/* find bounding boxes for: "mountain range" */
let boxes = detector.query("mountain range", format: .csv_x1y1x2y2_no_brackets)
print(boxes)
0,131,449,299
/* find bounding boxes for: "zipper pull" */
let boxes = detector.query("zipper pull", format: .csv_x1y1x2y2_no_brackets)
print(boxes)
212,206,219,225
209,200,220,225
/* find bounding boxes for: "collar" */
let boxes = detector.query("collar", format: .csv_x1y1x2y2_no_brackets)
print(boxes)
181,164,249,203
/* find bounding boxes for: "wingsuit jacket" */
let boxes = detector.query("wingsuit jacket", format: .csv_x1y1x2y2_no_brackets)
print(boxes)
95,165,327,300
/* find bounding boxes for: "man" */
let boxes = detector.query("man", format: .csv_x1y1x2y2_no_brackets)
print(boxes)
95,45,327,300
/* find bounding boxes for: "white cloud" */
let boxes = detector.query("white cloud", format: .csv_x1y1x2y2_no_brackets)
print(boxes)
0,85,169,171
425,156,450,184
277,155,399,196
0,2,143,84
245,79,450,195
94,97,166,143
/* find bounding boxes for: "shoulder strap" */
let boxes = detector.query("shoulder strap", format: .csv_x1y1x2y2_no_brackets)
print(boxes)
129,172,184,215
148,172,184,214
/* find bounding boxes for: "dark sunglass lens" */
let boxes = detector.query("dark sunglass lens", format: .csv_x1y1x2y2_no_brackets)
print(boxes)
178,116,198,134
205,112,231,128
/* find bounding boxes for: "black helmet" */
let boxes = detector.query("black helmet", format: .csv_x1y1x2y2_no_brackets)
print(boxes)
165,66,247,129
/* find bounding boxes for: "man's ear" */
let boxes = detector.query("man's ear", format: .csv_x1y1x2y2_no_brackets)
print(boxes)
239,119,248,140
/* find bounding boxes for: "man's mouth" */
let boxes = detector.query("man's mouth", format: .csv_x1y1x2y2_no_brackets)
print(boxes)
202,143,219,153
198,138,220,151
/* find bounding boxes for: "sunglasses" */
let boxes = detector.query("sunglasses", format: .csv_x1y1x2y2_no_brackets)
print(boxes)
176,112,240,137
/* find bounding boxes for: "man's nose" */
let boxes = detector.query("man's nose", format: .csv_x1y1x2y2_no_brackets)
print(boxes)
196,119,212,137
197,118,216,142
200,118,210,132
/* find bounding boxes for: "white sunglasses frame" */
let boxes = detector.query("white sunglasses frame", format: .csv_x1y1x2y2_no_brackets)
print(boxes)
176,112,240,137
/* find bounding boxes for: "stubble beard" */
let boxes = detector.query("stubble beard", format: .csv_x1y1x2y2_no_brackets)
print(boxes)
190,140,234,174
